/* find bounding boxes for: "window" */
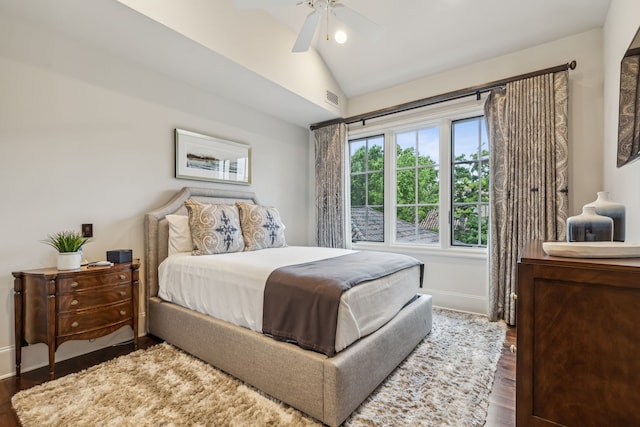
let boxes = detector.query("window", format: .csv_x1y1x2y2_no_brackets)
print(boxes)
451,117,489,246
395,127,440,243
350,135,384,242
349,101,488,249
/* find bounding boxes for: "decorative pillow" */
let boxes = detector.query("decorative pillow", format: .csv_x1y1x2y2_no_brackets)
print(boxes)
166,214,192,255
236,202,287,251
184,200,245,255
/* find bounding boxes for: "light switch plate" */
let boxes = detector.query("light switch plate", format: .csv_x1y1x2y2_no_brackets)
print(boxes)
82,223,93,238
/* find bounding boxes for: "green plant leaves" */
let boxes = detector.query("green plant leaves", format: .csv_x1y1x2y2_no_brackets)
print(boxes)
41,230,91,253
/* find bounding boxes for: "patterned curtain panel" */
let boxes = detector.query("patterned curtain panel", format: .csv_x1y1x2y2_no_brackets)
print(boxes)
315,123,347,248
484,71,569,325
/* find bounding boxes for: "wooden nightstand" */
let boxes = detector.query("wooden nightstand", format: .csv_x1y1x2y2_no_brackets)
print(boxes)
12,260,140,377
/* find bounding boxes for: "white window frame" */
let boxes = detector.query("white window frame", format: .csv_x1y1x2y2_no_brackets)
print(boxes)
347,98,487,255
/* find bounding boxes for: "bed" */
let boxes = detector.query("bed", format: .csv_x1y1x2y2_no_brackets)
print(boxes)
144,187,433,426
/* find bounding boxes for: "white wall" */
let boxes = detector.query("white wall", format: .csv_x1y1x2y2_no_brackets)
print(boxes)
0,12,310,378
603,0,640,242
346,29,605,314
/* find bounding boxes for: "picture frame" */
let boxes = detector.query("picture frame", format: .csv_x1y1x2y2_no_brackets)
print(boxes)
175,128,251,185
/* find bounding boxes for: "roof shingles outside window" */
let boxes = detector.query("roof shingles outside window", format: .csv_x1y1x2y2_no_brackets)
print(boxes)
351,207,438,243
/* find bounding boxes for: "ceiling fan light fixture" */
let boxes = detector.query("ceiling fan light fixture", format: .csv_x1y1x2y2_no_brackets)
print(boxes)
334,29,347,44
233,0,380,53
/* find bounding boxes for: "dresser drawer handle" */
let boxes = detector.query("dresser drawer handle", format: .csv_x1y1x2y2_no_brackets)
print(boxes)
510,344,517,353
71,300,78,306
120,310,126,316
70,282,79,288
119,291,126,297
119,274,126,280
71,321,79,328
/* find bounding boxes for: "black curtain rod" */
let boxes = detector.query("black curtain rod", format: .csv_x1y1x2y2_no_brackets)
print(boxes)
310,60,577,130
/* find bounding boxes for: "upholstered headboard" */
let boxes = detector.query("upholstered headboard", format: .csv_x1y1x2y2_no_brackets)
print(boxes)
143,187,259,315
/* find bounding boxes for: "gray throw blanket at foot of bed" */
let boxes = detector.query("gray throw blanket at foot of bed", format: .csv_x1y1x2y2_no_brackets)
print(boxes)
263,251,423,356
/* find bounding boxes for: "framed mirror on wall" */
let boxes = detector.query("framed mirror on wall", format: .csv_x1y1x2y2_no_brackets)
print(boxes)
617,26,640,167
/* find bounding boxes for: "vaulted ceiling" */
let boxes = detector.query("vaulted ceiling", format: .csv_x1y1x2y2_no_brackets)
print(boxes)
0,0,611,127
261,0,611,97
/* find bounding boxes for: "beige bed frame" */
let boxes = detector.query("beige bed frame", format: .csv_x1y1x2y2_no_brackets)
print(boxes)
144,187,432,426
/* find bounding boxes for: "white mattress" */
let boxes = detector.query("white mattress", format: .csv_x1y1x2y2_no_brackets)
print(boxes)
158,246,421,353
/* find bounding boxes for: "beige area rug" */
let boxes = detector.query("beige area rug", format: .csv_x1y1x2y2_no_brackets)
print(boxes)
13,308,506,426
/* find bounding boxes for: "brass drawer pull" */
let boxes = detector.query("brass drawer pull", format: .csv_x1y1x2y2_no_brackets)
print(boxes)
119,274,126,280
71,321,79,328
119,291,126,297
70,282,79,288
71,300,78,306
510,344,517,353
120,310,126,316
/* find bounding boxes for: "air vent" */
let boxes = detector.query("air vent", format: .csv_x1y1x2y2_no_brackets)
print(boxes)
326,90,340,107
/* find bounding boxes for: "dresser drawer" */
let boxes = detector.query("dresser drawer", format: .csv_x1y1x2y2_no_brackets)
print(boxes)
57,284,131,313
57,270,131,293
58,301,132,336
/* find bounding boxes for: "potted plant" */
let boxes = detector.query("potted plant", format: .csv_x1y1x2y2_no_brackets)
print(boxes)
42,230,91,270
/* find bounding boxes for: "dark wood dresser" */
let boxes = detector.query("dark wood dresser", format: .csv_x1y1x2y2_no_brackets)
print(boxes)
516,241,640,426
13,260,140,377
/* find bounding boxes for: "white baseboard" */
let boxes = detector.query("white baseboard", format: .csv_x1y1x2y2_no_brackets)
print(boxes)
420,288,487,316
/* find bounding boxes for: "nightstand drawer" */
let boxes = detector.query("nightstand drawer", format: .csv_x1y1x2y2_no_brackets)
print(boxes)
57,284,131,313
58,301,132,336
58,270,131,293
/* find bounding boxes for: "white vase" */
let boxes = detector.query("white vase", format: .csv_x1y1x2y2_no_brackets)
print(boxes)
566,206,613,242
57,252,82,270
584,191,626,242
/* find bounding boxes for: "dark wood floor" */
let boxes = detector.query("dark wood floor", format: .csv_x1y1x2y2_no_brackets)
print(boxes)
0,328,516,426
486,325,517,426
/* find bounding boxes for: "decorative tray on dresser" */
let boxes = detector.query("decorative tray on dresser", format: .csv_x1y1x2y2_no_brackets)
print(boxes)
12,260,140,377
516,241,640,426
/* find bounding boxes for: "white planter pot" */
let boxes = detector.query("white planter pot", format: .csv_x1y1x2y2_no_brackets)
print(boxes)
57,252,82,270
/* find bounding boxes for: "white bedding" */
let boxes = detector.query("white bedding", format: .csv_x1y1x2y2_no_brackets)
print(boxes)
158,246,421,353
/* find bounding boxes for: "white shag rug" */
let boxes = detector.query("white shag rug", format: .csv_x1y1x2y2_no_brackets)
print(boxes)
13,308,506,426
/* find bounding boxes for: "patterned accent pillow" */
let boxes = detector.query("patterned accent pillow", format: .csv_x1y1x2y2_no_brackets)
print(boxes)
184,200,244,255
236,202,287,251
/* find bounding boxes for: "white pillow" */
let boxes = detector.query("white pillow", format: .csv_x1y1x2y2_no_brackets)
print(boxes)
166,214,192,255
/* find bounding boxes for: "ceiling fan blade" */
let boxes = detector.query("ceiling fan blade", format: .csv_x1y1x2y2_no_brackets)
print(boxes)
292,10,321,53
233,0,300,9
332,3,383,41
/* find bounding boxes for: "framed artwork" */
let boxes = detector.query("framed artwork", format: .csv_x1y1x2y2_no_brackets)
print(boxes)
175,128,251,185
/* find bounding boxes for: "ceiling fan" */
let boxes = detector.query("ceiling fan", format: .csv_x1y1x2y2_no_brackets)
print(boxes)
234,0,382,53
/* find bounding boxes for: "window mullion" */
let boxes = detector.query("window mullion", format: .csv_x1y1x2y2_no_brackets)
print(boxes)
413,133,419,239
386,130,394,245
440,119,452,250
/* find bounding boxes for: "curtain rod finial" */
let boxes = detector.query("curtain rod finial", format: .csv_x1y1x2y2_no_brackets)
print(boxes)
569,60,577,70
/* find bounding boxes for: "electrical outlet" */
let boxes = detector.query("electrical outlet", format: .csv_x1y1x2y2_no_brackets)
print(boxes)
82,223,93,238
